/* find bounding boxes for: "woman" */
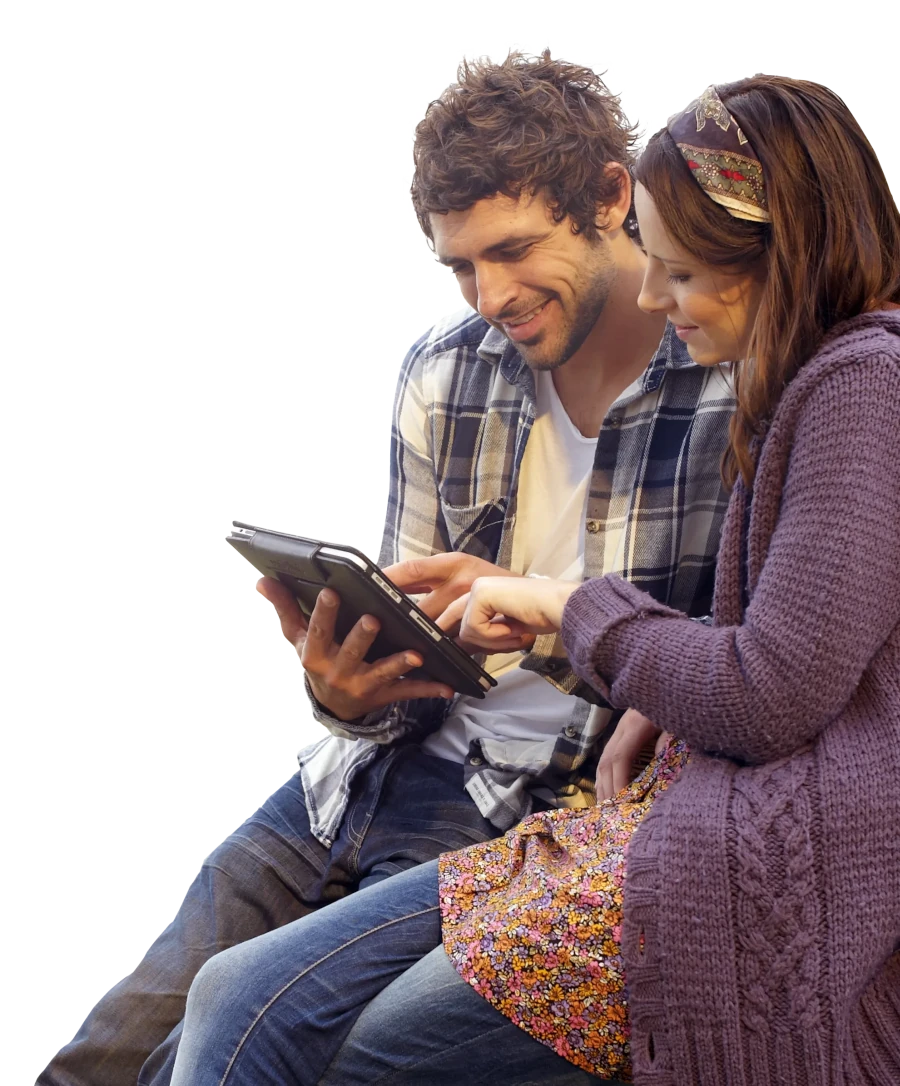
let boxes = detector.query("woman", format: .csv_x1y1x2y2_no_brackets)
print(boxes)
171,76,900,1086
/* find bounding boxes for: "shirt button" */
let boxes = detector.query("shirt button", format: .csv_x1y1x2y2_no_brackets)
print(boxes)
606,415,621,428
564,725,578,738
586,519,601,533
469,755,484,766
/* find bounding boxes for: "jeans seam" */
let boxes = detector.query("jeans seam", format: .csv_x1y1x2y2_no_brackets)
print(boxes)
345,747,403,875
218,904,441,1086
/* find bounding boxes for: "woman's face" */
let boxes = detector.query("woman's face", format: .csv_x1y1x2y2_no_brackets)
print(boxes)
634,182,765,366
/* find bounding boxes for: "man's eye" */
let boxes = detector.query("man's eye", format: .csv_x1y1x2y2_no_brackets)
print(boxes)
666,274,691,284
501,248,530,261
450,265,472,276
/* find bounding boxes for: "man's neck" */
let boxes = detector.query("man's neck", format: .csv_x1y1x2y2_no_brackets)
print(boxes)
551,246,667,439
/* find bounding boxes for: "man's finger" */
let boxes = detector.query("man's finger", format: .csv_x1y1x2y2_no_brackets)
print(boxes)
379,558,457,617
330,615,381,679
414,586,469,620
257,577,309,644
452,637,481,655
386,579,439,597
257,576,300,614
365,649,427,688
377,679,457,704
301,588,340,665
381,555,457,591
435,595,469,632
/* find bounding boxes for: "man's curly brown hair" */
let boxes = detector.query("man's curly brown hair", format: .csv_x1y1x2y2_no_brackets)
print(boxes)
412,51,638,243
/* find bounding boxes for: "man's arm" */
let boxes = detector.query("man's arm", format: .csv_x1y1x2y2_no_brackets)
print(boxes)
376,328,453,568
301,330,455,738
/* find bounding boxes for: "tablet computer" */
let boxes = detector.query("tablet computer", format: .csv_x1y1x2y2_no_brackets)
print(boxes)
226,521,496,699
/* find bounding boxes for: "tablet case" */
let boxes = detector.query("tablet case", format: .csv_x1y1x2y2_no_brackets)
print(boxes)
226,522,496,699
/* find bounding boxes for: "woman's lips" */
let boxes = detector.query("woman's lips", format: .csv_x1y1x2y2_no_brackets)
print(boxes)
674,324,699,339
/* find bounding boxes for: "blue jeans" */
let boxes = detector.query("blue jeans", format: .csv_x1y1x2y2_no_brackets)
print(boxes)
171,861,619,1085
37,747,497,1086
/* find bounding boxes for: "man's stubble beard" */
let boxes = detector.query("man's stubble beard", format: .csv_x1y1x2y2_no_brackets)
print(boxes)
521,246,618,372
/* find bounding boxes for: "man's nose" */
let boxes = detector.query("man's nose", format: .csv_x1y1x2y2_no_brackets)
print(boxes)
474,265,517,323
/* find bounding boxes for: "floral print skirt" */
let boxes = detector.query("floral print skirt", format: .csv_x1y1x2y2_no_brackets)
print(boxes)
439,738,690,1082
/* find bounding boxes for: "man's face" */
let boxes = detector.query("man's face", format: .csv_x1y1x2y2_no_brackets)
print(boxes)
430,192,617,370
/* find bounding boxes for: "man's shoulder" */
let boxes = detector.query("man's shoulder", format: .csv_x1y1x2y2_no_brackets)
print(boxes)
411,307,502,362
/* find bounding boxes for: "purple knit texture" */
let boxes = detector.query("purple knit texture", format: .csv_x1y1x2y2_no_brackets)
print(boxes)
561,311,900,1085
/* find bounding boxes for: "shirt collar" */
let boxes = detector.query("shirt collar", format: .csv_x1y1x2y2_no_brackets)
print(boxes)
477,318,700,398
642,320,699,392
477,323,536,398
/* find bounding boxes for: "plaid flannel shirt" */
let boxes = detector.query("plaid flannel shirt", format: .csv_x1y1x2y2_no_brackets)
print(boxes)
298,309,735,846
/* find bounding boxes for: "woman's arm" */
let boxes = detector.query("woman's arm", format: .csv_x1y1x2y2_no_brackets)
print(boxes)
561,359,900,763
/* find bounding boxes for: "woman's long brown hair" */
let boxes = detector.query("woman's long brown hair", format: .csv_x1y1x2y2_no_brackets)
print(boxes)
634,75,900,488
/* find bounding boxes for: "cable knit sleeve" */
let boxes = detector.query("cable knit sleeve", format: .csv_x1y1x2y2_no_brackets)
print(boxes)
560,354,900,764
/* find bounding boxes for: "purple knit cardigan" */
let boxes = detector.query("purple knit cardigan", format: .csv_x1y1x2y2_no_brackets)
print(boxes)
561,311,900,1086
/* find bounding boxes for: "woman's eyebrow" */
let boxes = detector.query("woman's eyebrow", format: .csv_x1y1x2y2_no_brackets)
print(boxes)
647,250,694,266
645,248,697,269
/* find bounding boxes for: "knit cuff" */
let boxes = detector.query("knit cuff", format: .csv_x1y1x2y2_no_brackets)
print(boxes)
560,575,683,701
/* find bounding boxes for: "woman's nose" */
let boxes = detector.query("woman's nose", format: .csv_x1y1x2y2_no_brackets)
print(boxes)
637,268,670,316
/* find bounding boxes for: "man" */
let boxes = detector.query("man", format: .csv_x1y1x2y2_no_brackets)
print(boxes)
40,51,734,1086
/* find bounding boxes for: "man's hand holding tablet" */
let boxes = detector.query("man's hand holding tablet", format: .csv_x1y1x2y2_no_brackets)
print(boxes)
256,575,456,722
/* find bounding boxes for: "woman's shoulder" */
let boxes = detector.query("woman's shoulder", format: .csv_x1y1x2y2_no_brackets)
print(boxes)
765,310,900,454
787,309,900,404
813,308,900,371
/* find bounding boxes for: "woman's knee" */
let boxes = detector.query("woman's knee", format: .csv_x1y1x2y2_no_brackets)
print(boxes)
183,940,260,1028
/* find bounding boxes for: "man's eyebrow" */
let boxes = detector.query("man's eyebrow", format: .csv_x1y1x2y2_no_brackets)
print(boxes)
436,232,551,266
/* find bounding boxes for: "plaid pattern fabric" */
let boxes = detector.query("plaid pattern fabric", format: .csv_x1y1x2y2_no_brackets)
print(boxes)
298,309,735,846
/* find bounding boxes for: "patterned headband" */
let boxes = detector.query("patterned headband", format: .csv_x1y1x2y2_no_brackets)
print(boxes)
666,85,770,223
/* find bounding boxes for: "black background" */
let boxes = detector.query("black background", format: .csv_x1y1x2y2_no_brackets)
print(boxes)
31,59,894,1077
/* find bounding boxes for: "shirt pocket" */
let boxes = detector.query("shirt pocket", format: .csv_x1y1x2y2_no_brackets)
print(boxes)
440,497,507,561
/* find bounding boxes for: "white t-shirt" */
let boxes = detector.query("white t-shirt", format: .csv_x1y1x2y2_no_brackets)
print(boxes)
423,369,597,763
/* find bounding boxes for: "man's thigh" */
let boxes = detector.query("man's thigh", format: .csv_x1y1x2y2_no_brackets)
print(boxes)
168,860,445,1086
355,746,498,888
38,765,365,1086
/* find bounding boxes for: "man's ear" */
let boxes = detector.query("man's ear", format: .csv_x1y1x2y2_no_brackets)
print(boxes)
595,162,633,234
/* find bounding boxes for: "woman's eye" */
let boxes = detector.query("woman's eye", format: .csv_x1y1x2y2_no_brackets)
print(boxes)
666,274,690,285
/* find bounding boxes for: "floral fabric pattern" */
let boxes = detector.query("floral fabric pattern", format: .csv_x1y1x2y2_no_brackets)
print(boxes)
439,738,690,1082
